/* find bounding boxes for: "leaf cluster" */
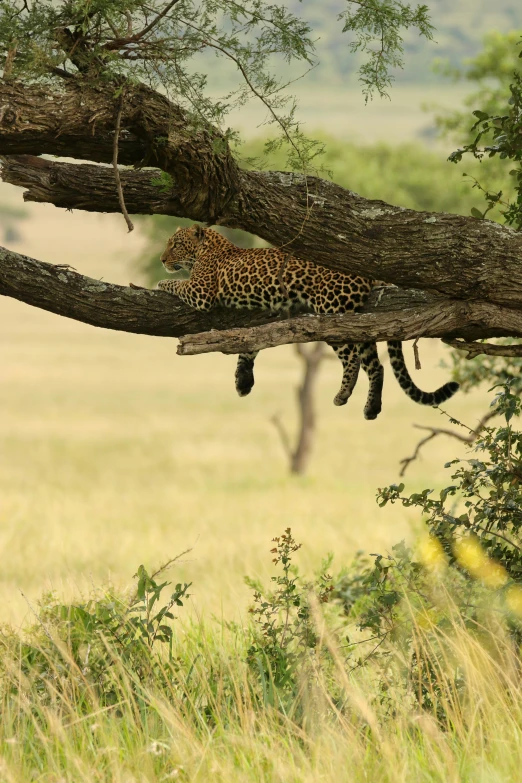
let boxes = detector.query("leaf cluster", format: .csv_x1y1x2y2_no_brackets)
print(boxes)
444,337,522,395
339,0,434,99
245,527,333,707
13,564,190,707
448,61,522,229
378,383,522,584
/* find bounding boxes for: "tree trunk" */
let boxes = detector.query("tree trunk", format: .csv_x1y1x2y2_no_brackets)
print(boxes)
291,343,327,475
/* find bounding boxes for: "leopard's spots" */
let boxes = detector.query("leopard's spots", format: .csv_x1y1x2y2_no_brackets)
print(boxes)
158,226,459,416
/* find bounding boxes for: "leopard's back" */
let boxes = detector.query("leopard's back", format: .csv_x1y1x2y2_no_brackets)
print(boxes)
158,225,459,416
212,243,374,316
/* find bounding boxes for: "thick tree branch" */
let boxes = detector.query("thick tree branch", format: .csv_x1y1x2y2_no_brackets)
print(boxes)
176,296,522,355
0,80,239,222
4,244,522,349
2,80,522,307
0,155,182,215
0,245,286,336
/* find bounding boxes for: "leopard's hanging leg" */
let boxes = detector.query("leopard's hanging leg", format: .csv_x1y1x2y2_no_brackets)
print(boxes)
358,342,384,420
329,343,361,406
235,352,259,397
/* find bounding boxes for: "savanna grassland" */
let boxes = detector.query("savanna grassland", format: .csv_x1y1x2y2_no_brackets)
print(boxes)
0,110,518,779
0,195,491,627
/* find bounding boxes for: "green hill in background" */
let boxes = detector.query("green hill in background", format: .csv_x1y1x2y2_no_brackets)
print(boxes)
286,0,521,84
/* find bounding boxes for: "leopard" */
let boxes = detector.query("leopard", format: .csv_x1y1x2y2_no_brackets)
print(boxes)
157,224,458,419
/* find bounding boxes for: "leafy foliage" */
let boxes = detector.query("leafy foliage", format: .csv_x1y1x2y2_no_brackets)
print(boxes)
0,0,437,172
378,383,522,584
434,29,522,145
340,1,434,99
14,563,191,706
245,528,333,706
445,337,522,395
441,33,522,229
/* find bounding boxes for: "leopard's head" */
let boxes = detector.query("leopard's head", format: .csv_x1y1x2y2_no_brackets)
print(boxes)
160,224,206,275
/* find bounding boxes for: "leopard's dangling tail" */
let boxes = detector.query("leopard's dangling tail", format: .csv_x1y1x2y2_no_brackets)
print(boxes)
387,341,459,406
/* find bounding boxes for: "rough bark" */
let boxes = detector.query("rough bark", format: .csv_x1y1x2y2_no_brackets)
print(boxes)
176,295,522,355
0,155,180,216
0,80,240,222
0,245,286,336
2,79,522,309
2,244,522,348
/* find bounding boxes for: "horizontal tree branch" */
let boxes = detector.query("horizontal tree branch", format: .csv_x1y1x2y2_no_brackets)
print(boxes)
442,338,522,360
1,80,522,308
0,245,286,337
0,155,183,215
4,242,522,349
176,296,522,355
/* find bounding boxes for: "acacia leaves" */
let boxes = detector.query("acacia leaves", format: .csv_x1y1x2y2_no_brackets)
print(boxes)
339,0,434,99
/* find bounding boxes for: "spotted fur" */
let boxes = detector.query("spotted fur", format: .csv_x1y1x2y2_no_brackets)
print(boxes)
158,225,458,418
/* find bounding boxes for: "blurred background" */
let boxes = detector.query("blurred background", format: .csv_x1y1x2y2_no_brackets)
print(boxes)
0,0,517,625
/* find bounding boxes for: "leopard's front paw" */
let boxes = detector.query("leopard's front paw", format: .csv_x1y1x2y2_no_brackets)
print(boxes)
157,280,175,293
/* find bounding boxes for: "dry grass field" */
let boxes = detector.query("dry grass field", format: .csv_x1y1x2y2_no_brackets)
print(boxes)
0,189,492,628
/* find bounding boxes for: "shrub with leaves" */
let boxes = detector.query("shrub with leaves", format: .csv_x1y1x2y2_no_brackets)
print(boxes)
245,527,333,707
448,59,522,229
13,563,190,707
379,382,522,587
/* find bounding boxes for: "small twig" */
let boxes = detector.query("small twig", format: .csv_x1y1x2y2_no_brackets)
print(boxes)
270,412,293,460
277,253,291,298
103,0,182,50
399,431,439,476
443,338,522,360
412,337,421,370
128,546,194,606
125,11,133,37
131,0,181,41
399,409,498,476
20,590,55,644
112,92,134,233
150,546,195,581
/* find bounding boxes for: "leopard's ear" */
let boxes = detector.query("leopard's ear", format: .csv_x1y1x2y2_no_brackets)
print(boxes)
192,224,206,241
175,226,182,233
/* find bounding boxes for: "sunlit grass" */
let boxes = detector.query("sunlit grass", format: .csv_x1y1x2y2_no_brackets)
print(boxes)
0,176,519,781
0,199,494,626
2,582,522,783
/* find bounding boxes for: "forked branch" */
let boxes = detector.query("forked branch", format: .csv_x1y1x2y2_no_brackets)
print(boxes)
399,409,498,476
443,338,522,360
271,343,327,474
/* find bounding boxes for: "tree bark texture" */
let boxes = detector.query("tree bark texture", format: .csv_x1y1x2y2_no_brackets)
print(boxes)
2,245,522,350
0,245,286,336
2,80,522,310
176,296,522,355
